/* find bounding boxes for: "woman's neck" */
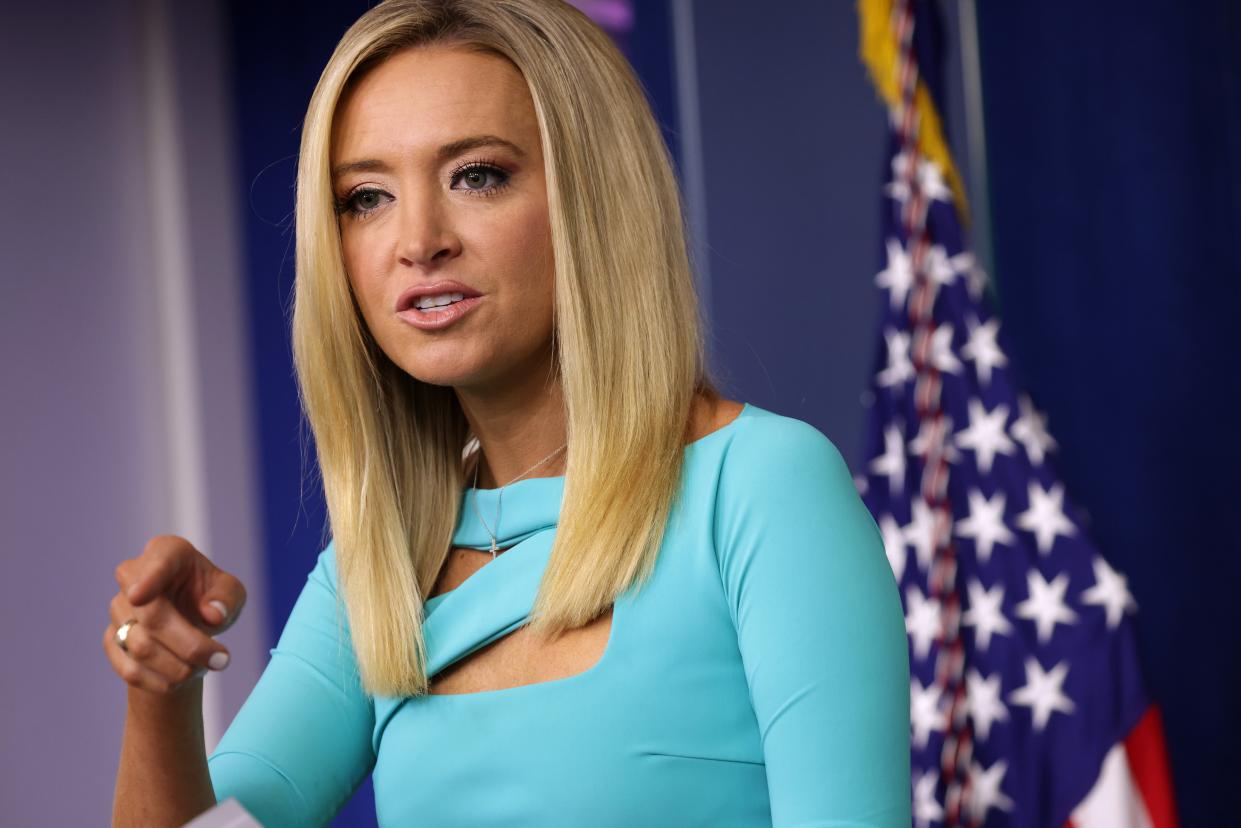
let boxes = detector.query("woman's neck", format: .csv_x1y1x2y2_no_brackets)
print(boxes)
456,375,567,489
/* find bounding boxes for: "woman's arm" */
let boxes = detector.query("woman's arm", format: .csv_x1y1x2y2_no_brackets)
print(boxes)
113,683,216,827
206,544,376,827
105,536,246,826
106,539,373,827
715,415,912,827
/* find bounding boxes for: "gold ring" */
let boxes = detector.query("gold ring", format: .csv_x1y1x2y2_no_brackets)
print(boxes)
114,618,139,653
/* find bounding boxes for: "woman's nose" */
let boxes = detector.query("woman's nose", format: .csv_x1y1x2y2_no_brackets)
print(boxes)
397,197,462,268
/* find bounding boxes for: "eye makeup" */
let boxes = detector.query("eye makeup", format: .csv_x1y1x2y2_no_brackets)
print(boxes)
334,157,515,219
448,157,512,197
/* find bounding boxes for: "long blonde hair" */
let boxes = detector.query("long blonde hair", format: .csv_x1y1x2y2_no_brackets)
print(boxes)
293,0,712,696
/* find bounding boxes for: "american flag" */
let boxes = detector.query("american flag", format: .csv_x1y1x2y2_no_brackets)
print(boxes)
856,1,1179,826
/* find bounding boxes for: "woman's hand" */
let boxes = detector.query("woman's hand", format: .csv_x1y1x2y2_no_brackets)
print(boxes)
103,535,247,696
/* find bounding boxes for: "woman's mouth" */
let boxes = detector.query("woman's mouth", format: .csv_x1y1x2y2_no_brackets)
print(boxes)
395,285,484,331
394,292,481,327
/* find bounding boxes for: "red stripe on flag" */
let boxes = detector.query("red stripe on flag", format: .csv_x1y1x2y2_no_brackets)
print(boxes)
1124,706,1179,828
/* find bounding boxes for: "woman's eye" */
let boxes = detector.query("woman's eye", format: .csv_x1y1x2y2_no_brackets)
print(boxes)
451,163,510,195
338,187,392,217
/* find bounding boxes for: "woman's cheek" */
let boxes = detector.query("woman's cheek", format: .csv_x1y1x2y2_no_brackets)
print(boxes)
343,238,387,315
509,209,555,289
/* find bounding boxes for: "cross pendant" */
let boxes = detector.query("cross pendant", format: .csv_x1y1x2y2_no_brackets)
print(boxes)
490,539,498,559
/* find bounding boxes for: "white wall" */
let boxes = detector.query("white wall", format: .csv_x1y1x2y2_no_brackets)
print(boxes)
0,2,265,823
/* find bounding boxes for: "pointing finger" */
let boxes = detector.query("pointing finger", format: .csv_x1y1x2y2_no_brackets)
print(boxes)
125,538,189,604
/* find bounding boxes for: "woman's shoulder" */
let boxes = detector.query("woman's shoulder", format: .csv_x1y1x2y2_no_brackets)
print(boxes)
706,402,893,611
707,402,847,474
694,401,857,519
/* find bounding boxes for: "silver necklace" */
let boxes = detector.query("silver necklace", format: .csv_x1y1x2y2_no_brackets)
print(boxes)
470,441,567,558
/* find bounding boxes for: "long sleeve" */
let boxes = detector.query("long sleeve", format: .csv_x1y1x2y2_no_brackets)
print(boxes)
714,417,911,827
208,544,375,828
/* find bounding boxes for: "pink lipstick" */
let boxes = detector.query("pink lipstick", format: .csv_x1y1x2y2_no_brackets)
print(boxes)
394,280,484,331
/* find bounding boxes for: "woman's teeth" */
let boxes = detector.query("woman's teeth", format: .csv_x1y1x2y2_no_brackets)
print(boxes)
414,292,465,310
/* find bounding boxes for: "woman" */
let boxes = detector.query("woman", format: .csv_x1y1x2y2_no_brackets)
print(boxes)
105,1,911,825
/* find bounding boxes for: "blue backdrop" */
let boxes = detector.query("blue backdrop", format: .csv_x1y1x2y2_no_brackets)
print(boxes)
976,2,1241,824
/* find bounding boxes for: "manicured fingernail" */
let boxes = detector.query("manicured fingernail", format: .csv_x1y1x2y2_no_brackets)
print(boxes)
209,652,230,671
209,601,228,624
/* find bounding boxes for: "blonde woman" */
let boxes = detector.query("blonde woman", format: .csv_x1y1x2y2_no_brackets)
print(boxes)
105,1,910,825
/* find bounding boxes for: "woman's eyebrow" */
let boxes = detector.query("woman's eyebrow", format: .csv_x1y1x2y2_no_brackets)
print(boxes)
435,134,527,162
331,135,527,179
331,158,393,179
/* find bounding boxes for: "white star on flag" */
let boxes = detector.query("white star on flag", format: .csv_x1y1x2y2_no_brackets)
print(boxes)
917,158,952,203
878,329,914,388
955,489,1015,563
876,238,914,311
902,497,942,573
950,250,988,300
927,324,963,374
910,678,947,749
905,585,942,661
1011,394,1058,466
961,317,1007,386
925,244,957,287
869,424,906,495
1016,481,1076,554
1081,555,1138,628
968,759,1015,823
962,579,1013,652
885,151,953,205
1015,570,1079,644
954,399,1017,475
966,668,1010,742
909,416,960,464
1008,657,1075,731
913,771,945,825
879,514,906,582
882,152,911,202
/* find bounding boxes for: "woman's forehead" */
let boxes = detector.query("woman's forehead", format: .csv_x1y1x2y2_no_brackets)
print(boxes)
332,46,540,166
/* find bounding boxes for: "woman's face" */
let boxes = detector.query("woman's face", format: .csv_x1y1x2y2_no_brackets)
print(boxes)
331,46,555,392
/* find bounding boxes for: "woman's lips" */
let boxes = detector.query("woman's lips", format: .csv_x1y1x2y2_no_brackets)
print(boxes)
396,295,484,330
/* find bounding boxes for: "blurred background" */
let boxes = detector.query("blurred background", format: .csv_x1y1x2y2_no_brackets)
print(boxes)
1,0,1237,825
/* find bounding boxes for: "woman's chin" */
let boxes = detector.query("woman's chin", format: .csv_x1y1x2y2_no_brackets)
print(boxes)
387,340,555,393
396,359,494,390
386,346,483,388
401,367,474,389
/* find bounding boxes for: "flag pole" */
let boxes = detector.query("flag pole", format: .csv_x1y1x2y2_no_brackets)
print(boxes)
956,0,995,291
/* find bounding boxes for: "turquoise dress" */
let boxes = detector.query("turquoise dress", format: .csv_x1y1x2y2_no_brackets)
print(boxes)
208,403,911,826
